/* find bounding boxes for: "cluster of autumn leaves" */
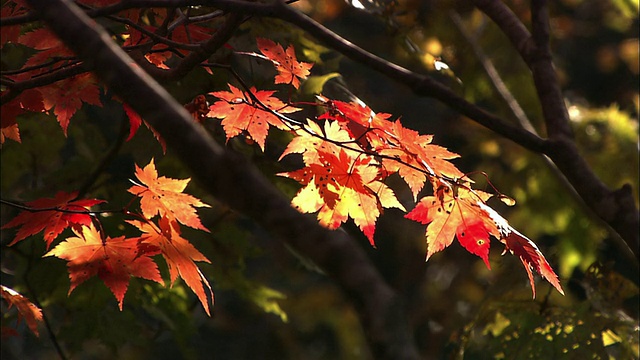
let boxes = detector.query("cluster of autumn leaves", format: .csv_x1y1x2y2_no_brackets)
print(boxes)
1,3,563,338
3,160,215,332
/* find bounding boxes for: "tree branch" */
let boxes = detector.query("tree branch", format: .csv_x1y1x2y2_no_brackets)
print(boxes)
22,1,421,358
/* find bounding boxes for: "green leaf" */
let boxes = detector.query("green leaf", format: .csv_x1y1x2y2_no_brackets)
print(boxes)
300,73,341,96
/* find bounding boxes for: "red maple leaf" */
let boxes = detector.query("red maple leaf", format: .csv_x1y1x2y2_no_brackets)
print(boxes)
1,88,46,144
2,191,104,249
1,285,43,337
120,101,166,152
38,73,102,135
257,38,313,89
45,224,163,310
17,27,74,70
405,180,497,269
128,216,213,316
121,102,142,141
407,180,564,297
477,202,565,298
1,2,28,46
208,85,301,150
127,159,210,231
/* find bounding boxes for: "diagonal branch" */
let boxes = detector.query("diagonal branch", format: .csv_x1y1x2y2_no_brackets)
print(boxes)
22,0,420,358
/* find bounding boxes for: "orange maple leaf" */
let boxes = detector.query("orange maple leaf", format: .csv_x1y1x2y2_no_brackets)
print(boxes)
281,148,404,245
257,38,313,89
315,98,464,199
45,224,163,310
380,121,465,199
127,159,210,231
208,85,301,150
1,123,20,144
128,216,213,316
2,191,104,249
1,285,43,337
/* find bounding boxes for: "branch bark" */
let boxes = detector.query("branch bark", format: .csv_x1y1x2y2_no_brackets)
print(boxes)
23,0,420,358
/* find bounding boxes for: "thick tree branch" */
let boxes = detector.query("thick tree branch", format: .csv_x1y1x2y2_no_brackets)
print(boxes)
1,63,90,105
22,1,421,358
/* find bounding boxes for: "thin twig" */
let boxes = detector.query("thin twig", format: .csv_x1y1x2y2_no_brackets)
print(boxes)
0,199,117,215
23,248,68,360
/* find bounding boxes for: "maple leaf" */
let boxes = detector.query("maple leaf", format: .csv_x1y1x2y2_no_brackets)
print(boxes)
2,191,104,249
38,73,102,135
281,149,404,245
1,88,46,144
407,180,564,297
477,202,564,298
1,123,20,144
208,85,301,150
17,28,75,70
120,102,167,152
127,159,210,231
121,102,142,141
279,119,357,165
380,121,465,199
45,224,163,310
317,97,394,149
405,180,497,269
1,2,28,46
257,38,313,89
128,216,213,316
1,285,43,337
